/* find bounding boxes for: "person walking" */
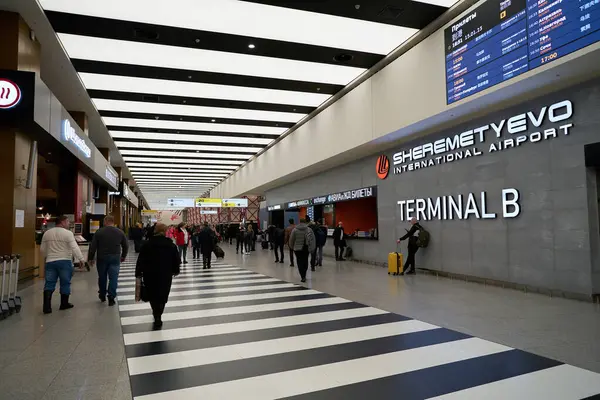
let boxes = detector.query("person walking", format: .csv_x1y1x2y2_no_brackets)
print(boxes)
174,223,190,264
130,222,144,253
284,218,296,267
40,215,85,314
244,225,254,255
191,226,201,260
308,221,318,271
135,223,180,329
236,225,245,254
288,219,316,283
274,224,285,264
88,215,129,306
315,220,327,267
198,222,217,269
397,217,424,275
333,221,346,261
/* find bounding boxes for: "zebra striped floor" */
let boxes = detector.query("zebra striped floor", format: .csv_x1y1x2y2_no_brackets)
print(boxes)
117,256,600,399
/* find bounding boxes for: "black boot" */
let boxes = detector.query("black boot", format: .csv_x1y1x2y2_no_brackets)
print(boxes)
59,294,74,310
43,290,53,314
108,296,116,307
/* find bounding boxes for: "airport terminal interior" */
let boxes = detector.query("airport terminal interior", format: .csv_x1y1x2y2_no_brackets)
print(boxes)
1,0,600,399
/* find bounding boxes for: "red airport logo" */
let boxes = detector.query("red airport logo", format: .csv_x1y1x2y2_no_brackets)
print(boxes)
0,79,22,109
376,155,390,180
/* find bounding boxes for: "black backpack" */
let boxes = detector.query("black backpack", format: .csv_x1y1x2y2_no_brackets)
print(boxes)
416,225,430,248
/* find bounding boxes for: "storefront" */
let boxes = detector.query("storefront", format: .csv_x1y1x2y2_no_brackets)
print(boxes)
265,77,600,299
0,69,118,277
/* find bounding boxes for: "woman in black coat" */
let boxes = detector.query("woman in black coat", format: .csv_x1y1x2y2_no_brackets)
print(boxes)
135,223,181,329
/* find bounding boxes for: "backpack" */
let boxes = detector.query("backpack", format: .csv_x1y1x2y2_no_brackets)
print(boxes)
416,225,430,248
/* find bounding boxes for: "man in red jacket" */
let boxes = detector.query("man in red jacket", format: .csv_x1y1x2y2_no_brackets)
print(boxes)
174,223,190,264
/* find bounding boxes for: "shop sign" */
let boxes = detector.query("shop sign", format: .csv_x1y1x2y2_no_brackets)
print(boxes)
0,78,22,109
389,100,574,176
286,199,312,209
267,204,283,212
397,188,521,221
62,119,92,158
326,186,376,203
105,167,118,187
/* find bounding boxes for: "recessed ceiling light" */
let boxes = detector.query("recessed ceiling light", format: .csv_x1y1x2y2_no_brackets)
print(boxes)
248,43,256,49
316,87,321,91
211,119,216,122
195,38,200,43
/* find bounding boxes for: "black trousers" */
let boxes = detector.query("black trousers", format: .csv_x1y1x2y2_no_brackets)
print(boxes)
274,244,284,262
310,250,317,268
335,245,346,260
295,250,309,279
150,301,166,322
202,251,212,269
404,247,418,273
236,238,243,253
193,246,200,259
288,248,295,266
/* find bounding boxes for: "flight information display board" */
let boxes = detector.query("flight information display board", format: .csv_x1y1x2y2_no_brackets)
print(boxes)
445,0,600,104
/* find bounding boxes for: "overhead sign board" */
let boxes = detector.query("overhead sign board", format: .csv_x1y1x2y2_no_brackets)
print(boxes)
167,198,195,207
222,198,248,208
195,198,222,208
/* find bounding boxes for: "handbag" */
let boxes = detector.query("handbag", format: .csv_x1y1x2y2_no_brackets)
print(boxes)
135,278,149,302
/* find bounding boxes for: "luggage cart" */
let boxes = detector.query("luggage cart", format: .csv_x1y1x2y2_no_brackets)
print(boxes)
1,256,9,319
8,255,22,313
6,255,16,314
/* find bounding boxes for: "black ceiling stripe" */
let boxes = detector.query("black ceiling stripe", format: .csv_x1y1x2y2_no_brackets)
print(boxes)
99,110,294,128
88,90,316,114
239,0,447,30
106,125,279,140
75,60,342,94
115,138,268,149
115,144,257,156
47,11,382,69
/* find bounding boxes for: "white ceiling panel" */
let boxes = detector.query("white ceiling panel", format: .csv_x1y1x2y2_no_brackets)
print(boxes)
93,99,306,123
80,73,328,107
103,117,286,136
40,0,419,55
59,34,365,85
110,131,273,145
115,141,260,153
119,150,250,159
123,158,244,166
129,167,235,173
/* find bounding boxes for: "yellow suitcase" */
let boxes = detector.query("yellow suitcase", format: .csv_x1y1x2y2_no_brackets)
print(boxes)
388,252,403,275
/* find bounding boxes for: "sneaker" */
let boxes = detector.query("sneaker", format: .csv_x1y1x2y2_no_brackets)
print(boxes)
153,320,163,329
108,297,116,307
98,293,106,303
300,278,307,283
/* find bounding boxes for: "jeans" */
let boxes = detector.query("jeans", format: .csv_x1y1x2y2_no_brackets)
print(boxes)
274,244,284,262
335,245,346,260
310,250,316,268
193,246,200,259
316,246,324,266
44,260,73,295
97,255,121,299
245,238,252,253
295,250,309,279
288,248,295,266
178,245,188,262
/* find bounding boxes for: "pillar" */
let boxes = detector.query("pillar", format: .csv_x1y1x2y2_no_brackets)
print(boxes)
0,12,41,277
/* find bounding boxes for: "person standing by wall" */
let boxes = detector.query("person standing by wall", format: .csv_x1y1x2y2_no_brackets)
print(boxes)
174,222,190,264
397,217,423,275
284,218,296,267
135,223,180,329
40,215,85,314
333,222,346,261
88,215,129,306
198,222,217,269
289,218,316,283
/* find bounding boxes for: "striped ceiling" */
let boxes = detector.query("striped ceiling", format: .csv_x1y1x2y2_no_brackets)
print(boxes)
40,0,458,209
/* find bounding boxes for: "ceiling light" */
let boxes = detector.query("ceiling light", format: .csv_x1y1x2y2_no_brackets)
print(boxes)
103,117,285,135
80,73,328,107
248,43,255,49
115,141,261,153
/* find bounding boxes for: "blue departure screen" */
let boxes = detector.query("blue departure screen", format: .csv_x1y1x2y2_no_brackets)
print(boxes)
445,0,600,104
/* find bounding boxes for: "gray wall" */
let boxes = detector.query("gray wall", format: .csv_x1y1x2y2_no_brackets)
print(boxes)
266,79,600,296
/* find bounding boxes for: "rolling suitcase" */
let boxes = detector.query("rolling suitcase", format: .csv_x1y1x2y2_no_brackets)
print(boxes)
214,245,225,259
387,252,404,276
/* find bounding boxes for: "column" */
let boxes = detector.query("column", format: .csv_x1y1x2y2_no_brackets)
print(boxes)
0,11,41,277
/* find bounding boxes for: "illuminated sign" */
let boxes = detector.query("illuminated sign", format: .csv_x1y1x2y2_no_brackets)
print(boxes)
167,198,195,207
222,198,248,208
105,167,118,187
62,120,91,158
267,204,283,212
0,79,22,109
195,198,222,208
201,210,218,215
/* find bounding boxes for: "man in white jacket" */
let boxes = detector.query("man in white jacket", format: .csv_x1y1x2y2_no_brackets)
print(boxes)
40,215,85,314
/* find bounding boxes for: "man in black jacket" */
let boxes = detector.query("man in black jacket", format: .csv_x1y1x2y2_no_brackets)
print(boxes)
273,225,285,264
333,222,346,261
198,222,217,269
397,217,423,275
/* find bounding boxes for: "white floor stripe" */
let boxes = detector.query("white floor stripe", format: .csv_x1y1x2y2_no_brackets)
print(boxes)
118,283,296,301
119,264,234,273
121,297,350,325
127,319,438,375
119,273,261,286
119,289,323,312
119,269,246,280
123,307,387,345
117,278,279,293
429,364,600,400
133,338,510,400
